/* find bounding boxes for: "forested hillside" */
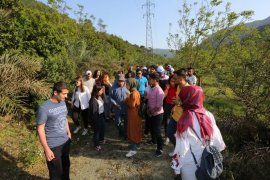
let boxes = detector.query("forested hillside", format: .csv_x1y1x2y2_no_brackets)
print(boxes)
0,0,163,117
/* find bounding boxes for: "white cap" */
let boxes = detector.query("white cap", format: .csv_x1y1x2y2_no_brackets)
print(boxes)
170,67,175,72
142,66,147,70
157,66,165,73
86,70,92,75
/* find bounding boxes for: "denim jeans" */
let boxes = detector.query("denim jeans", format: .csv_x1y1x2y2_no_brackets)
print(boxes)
150,113,164,151
46,139,70,180
130,143,140,151
163,103,175,135
167,118,177,146
114,110,128,138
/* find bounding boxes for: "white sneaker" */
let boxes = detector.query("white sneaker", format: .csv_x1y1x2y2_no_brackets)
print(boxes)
81,128,88,136
73,126,81,134
165,138,170,145
126,150,137,158
169,152,174,157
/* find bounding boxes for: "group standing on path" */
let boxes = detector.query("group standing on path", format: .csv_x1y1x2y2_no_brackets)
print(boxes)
36,64,225,180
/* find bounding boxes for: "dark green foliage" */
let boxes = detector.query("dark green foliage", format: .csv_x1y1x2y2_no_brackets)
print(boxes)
0,0,22,54
168,1,270,179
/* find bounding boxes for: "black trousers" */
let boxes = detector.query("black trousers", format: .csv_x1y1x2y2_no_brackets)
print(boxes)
46,139,71,180
144,113,151,135
150,113,164,151
93,113,105,147
72,106,89,128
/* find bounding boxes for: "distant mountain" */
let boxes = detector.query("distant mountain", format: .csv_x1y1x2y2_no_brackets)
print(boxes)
246,16,270,29
153,17,270,59
153,48,175,58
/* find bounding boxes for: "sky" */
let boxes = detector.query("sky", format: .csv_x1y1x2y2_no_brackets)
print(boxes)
39,0,270,49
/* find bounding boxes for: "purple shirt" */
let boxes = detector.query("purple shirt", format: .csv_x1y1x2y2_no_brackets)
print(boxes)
147,85,164,116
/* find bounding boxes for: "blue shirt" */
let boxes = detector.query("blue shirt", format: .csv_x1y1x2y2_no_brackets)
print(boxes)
110,84,130,113
135,76,148,97
36,100,68,148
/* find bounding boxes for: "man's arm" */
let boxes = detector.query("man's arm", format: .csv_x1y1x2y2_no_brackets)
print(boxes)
37,124,55,161
110,89,118,106
145,78,148,87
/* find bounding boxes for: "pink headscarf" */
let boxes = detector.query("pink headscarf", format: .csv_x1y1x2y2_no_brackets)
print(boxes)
177,86,213,140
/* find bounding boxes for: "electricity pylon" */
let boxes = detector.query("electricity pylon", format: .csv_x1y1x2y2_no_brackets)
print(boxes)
143,0,155,56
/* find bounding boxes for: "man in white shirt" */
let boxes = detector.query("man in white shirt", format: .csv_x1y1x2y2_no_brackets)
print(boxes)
83,70,95,94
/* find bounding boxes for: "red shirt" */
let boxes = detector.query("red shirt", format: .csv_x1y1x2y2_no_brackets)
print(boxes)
165,86,177,104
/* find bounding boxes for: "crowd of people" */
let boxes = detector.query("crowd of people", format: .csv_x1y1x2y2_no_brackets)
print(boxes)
36,64,225,180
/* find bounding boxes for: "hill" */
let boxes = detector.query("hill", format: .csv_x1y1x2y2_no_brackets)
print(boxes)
153,48,175,58
246,16,270,28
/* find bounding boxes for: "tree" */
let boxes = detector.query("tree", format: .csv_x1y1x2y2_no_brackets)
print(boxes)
0,52,50,118
97,18,107,32
215,26,270,122
0,0,22,54
167,0,253,71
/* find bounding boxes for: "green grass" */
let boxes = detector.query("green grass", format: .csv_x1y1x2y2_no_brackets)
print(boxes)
0,118,44,176
202,75,245,118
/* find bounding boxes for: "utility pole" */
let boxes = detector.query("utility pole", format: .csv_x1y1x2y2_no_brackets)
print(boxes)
142,0,155,58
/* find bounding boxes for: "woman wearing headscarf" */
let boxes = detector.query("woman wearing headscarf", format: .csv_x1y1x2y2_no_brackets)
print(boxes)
125,78,143,157
171,86,225,180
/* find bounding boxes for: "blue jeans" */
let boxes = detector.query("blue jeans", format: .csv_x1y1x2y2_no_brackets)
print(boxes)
163,103,175,135
167,118,177,146
114,110,128,138
130,143,140,151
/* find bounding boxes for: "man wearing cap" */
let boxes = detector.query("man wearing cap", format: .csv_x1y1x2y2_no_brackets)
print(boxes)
110,74,130,138
157,65,169,91
83,70,95,94
142,66,148,78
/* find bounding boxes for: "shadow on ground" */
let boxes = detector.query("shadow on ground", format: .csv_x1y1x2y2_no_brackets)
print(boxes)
0,148,46,180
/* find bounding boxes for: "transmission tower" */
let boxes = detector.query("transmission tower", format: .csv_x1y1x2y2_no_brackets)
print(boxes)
142,0,155,54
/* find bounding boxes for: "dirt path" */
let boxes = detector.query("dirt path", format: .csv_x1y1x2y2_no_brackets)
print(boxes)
0,119,175,180
68,120,175,179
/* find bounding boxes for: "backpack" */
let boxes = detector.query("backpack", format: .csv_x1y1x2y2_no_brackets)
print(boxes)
190,127,223,180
